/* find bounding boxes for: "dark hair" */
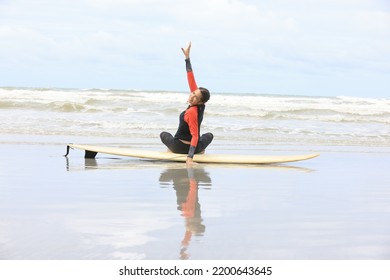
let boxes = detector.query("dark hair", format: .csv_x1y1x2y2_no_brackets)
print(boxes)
199,87,210,103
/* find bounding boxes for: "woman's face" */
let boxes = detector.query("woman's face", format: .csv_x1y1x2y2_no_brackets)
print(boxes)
187,89,202,105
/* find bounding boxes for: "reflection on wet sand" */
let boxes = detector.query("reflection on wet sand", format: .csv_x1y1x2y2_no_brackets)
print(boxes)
65,156,316,173
62,157,317,259
159,167,211,260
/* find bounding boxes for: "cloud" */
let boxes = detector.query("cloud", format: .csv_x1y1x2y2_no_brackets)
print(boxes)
0,0,389,96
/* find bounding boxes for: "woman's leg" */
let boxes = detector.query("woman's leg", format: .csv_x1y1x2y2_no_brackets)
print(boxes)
160,132,191,154
160,132,174,152
196,132,214,153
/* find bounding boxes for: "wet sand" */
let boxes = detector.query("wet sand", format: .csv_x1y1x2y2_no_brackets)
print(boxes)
1,140,390,260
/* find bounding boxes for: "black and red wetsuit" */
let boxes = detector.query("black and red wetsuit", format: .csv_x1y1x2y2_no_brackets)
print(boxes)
160,58,213,158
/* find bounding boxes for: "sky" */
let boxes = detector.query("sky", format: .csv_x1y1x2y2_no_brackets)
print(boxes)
0,0,389,98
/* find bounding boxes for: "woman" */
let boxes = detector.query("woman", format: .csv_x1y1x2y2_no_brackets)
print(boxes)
160,42,213,166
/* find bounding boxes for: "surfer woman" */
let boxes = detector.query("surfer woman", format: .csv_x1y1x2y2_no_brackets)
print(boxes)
160,42,213,166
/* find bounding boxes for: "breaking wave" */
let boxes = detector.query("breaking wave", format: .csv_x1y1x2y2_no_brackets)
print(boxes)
1,87,389,146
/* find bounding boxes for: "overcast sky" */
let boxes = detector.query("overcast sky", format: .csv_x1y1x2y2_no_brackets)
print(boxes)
1,0,389,97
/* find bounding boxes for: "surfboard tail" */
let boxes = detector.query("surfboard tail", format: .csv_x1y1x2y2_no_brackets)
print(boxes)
64,144,98,159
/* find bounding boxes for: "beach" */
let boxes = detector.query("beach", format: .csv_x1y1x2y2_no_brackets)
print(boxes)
1,88,390,260
1,135,390,260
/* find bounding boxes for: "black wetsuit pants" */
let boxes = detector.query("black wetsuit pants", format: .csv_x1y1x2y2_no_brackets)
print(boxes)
160,132,214,154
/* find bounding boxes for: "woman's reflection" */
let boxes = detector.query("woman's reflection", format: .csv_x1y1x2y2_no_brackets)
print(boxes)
159,167,211,259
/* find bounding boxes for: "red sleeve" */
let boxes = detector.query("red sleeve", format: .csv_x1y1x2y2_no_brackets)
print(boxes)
184,106,199,147
187,71,198,92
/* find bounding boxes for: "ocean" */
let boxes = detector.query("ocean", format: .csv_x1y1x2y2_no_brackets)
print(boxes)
1,87,389,148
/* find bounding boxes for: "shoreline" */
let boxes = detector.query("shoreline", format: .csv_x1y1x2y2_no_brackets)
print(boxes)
1,134,389,154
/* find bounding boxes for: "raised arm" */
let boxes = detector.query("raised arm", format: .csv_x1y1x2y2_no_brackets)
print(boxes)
182,42,198,92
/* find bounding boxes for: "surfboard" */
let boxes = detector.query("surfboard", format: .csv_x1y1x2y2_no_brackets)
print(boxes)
65,144,320,164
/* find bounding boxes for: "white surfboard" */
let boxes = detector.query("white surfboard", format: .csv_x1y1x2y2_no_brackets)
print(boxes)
65,144,320,164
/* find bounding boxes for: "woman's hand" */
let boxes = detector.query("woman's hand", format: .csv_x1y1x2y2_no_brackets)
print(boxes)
181,42,192,59
186,156,197,167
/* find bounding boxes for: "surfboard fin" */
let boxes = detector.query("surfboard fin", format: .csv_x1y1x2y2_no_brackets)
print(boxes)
64,145,72,157
85,150,98,159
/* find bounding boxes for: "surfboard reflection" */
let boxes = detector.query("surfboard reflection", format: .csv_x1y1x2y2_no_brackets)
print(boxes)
159,167,211,260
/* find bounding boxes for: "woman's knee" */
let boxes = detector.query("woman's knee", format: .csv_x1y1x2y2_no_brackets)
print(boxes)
160,132,173,145
202,132,214,143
